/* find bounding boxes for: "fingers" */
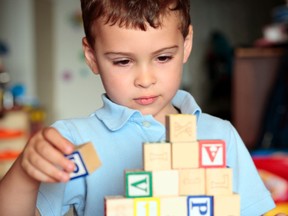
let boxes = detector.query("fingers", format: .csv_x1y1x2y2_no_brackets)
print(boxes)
21,151,70,183
20,127,75,183
42,127,74,155
36,129,75,172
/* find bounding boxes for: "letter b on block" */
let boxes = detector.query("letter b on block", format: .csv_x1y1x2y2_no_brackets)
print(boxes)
187,196,213,216
67,152,88,179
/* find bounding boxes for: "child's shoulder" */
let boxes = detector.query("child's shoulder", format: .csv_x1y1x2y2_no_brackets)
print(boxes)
53,113,101,128
199,112,231,127
50,113,106,142
197,112,234,139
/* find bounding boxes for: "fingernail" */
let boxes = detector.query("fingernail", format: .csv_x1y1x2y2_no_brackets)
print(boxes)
61,173,70,182
67,162,75,172
66,146,74,153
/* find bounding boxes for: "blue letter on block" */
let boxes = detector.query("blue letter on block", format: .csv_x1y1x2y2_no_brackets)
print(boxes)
66,152,88,180
187,196,213,216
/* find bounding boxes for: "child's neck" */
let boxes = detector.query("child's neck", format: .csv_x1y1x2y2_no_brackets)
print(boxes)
155,105,181,125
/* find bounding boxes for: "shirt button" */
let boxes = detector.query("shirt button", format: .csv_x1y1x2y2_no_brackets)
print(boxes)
142,121,151,128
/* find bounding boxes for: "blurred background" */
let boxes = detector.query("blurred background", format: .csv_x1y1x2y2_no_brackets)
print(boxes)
0,0,288,214
0,0,284,124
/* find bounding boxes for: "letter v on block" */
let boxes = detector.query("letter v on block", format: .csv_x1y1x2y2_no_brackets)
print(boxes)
199,140,226,168
125,171,153,198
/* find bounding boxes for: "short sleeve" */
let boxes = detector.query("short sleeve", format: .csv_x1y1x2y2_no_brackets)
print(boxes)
36,120,87,215
226,123,275,216
37,183,69,215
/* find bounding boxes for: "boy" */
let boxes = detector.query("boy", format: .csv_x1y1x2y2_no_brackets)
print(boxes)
0,0,282,215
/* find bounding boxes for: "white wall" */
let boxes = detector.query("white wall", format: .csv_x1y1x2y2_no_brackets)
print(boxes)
52,0,105,121
0,0,105,123
0,0,36,101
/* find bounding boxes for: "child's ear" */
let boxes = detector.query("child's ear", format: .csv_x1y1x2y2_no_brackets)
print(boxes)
82,37,99,74
183,25,193,63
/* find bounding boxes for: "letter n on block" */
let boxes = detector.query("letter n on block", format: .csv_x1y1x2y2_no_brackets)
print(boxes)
125,171,152,198
199,140,226,168
187,195,213,216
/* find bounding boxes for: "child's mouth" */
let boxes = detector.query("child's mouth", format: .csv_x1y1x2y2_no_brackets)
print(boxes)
134,96,158,105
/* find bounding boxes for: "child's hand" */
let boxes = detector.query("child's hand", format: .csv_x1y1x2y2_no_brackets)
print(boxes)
20,127,75,183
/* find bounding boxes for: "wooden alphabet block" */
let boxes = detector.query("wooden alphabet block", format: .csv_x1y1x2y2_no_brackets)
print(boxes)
179,168,205,195
213,193,240,216
152,170,179,197
134,197,160,216
66,142,101,180
103,114,240,215
172,141,199,169
125,170,152,198
105,196,133,216
160,196,187,216
166,114,197,142
206,168,233,195
143,143,171,171
187,195,213,216
199,140,226,168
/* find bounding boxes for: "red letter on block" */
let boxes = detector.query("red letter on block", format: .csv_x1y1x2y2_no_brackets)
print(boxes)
199,140,226,168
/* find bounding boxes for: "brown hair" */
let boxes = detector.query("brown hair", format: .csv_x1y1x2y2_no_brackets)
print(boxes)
80,0,191,46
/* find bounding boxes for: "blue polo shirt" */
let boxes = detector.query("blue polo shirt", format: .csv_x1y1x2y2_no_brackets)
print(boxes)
37,90,275,216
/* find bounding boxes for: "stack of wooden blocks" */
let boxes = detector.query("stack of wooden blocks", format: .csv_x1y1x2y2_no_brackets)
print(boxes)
105,114,240,215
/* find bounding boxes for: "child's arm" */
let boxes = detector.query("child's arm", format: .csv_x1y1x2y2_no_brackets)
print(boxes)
0,127,75,216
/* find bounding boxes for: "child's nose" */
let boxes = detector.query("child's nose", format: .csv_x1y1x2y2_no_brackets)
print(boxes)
134,66,156,88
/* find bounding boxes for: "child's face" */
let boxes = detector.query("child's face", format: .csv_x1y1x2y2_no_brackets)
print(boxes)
83,13,193,123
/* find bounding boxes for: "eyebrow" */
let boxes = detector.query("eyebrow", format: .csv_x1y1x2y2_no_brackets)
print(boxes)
152,45,179,55
104,45,179,57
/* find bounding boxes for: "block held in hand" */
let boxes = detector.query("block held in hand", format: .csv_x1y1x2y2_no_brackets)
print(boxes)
66,142,101,180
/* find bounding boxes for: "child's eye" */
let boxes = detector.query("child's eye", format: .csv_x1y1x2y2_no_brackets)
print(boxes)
112,59,131,66
157,55,173,63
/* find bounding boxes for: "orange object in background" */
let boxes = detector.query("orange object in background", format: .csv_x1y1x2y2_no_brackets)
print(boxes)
0,150,20,178
0,110,30,177
264,202,288,216
0,150,20,161
0,129,24,139
252,150,288,215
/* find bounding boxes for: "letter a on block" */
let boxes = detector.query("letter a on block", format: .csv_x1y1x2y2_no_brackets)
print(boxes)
125,171,152,198
187,196,213,216
199,140,226,168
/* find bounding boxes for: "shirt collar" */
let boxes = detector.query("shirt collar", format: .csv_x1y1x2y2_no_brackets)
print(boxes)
94,90,202,131
94,94,140,131
172,89,202,119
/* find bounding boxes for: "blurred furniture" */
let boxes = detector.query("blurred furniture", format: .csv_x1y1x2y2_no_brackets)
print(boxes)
232,47,284,150
0,110,29,177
